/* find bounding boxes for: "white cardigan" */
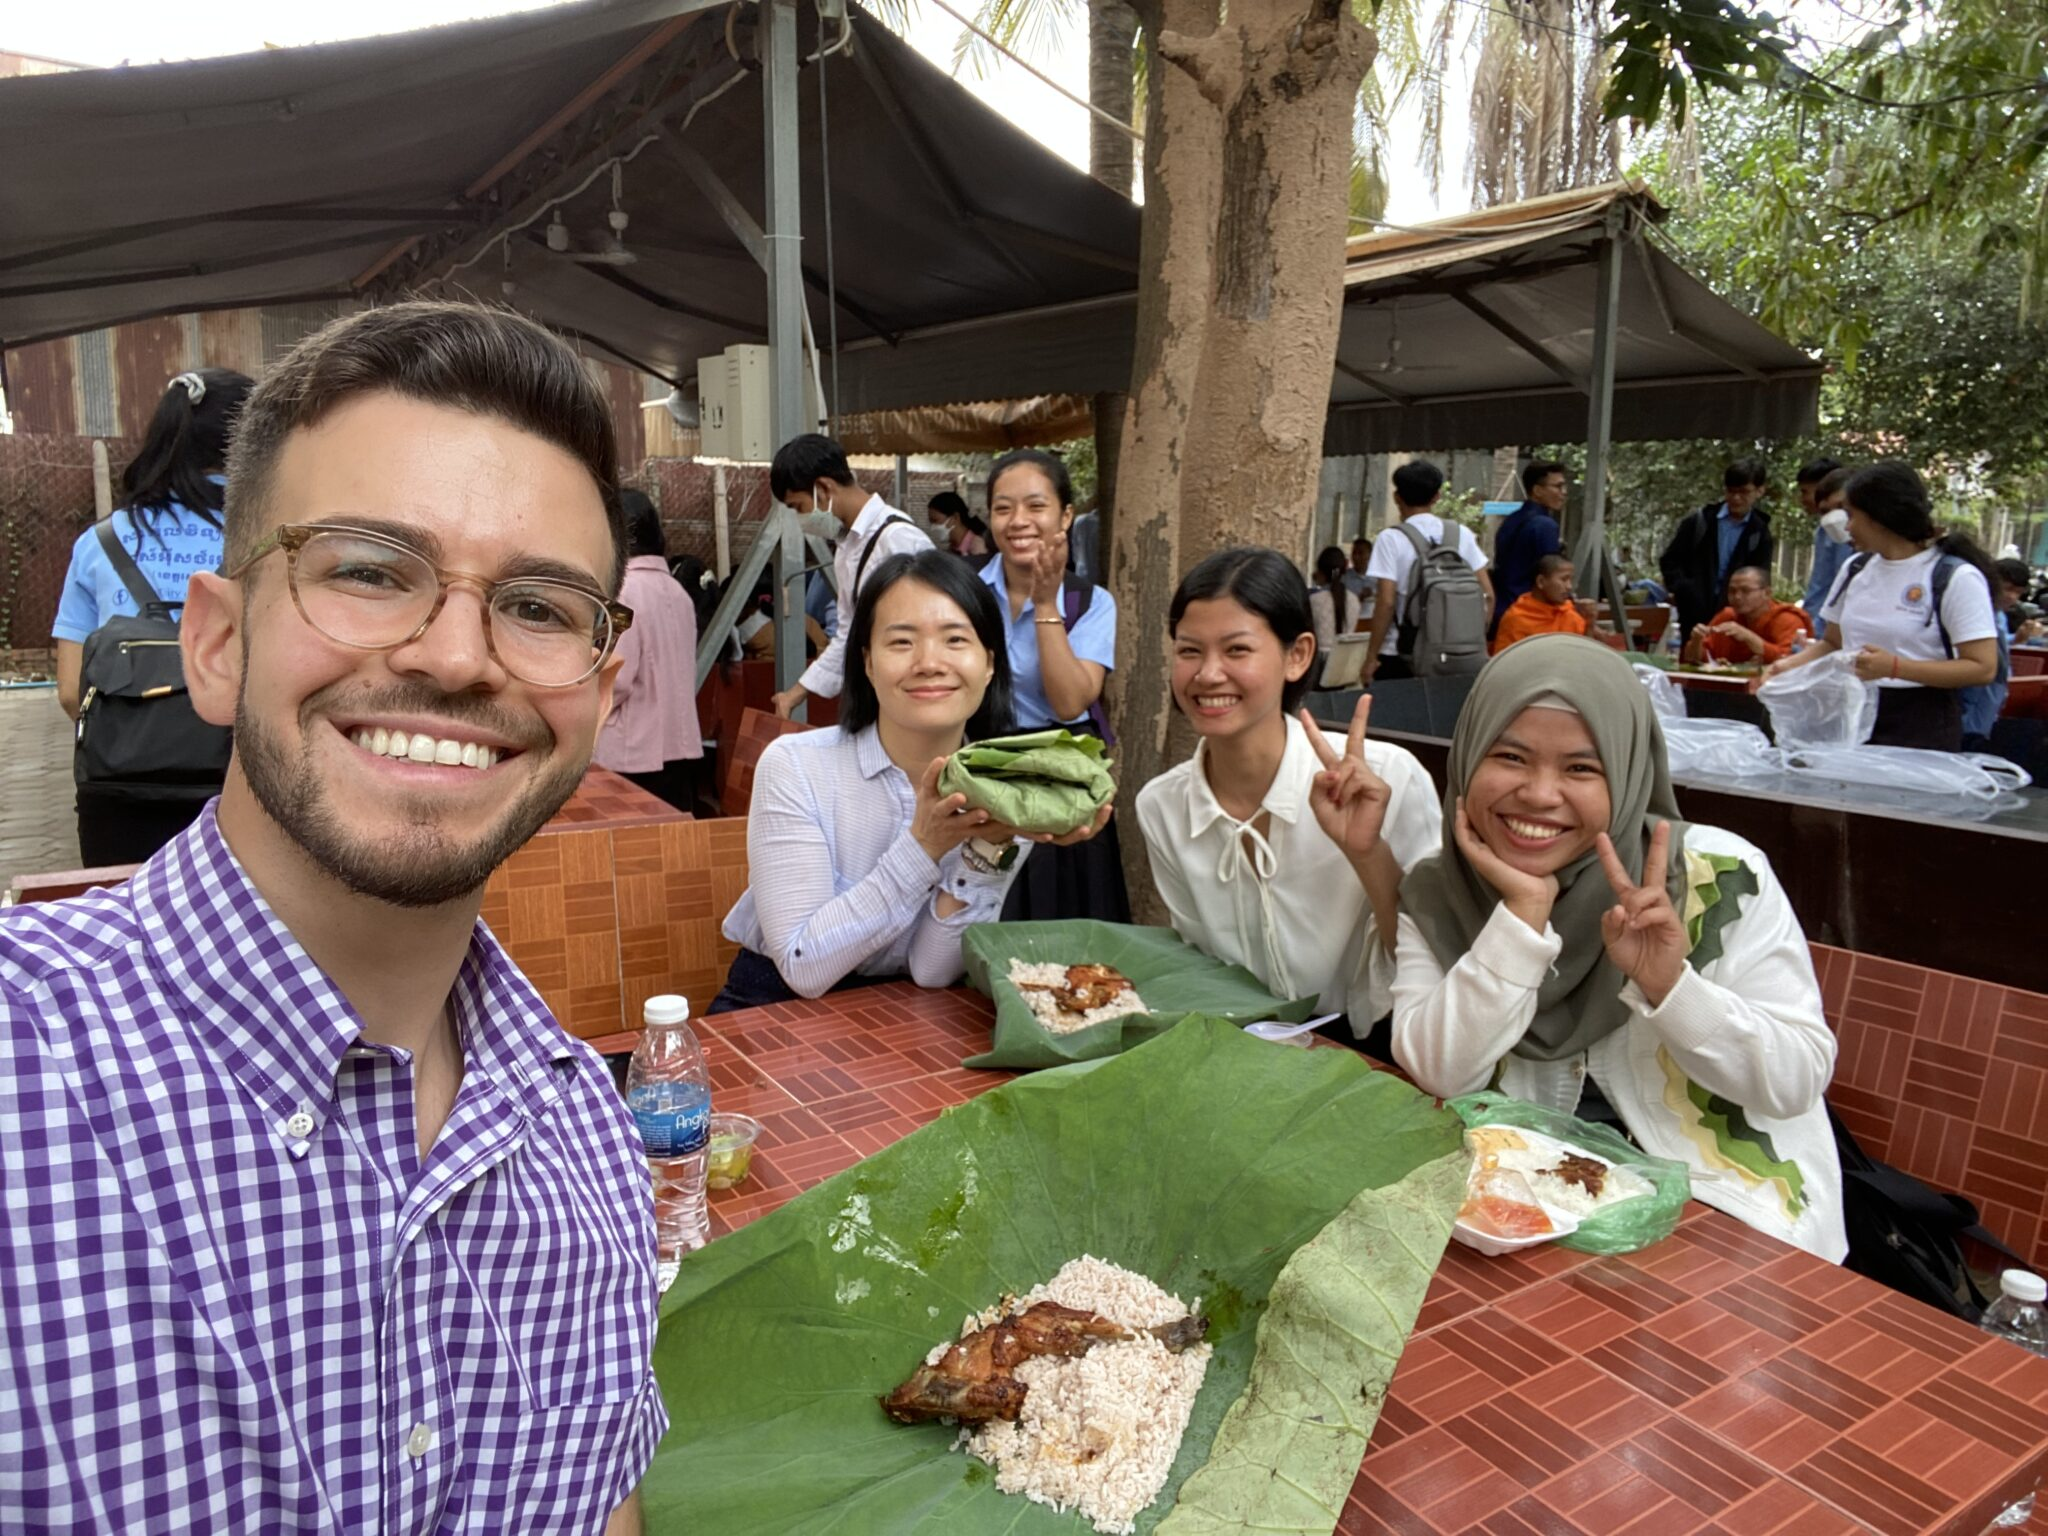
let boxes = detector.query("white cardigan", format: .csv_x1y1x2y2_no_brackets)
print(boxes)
1386,823,1847,1262
1136,716,1440,1031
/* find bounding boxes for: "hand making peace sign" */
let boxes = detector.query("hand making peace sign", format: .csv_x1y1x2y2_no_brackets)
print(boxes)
1594,819,1688,1007
1299,695,1391,864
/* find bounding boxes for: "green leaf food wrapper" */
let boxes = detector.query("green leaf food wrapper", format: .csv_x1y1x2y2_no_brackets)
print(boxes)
642,1017,1466,1536
1447,1091,1691,1255
937,729,1115,836
960,919,1319,1070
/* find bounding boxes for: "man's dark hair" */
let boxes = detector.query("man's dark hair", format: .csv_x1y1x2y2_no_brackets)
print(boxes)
1724,456,1768,490
1993,557,2030,592
987,448,1075,509
120,367,256,544
224,301,625,589
1351,537,1371,553
769,433,855,501
1816,466,1853,501
1534,553,1573,578
1392,459,1445,508
1796,457,1841,487
1522,460,1567,495
621,489,665,559
1169,546,1319,715
839,550,1014,739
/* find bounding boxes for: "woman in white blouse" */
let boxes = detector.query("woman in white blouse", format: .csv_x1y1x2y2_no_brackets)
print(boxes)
1136,548,1440,1037
1390,635,1845,1260
714,550,1106,1011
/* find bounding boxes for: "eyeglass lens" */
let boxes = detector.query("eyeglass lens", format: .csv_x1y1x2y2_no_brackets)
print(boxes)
292,529,609,686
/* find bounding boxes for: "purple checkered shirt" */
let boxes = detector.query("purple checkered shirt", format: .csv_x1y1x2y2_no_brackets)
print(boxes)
0,806,668,1532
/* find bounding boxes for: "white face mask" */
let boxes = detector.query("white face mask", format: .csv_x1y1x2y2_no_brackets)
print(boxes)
1819,508,1850,545
799,510,839,542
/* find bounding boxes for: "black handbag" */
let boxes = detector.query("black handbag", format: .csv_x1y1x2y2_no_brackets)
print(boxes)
74,519,232,789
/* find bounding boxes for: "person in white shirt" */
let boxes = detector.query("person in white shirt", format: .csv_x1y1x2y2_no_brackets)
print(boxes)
1763,460,1998,752
715,549,1107,1011
1308,545,1361,656
769,433,932,719
1362,458,1494,681
1137,548,1439,1037
1389,635,1845,1260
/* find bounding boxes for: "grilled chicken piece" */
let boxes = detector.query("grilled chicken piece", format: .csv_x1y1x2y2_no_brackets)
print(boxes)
881,1302,1209,1425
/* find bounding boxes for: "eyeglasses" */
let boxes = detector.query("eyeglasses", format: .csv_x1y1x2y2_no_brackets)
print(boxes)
227,523,632,688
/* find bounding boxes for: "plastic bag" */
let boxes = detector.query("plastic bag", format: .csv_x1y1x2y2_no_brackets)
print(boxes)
1757,652,1878,749
1632,663,1684,722
1447,1092,1691,1255
1661,718,1780,779
1781,744,2032,802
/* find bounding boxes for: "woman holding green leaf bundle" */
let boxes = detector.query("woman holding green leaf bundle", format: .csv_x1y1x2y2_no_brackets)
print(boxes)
712,551,1105,1012
1137,548,1441,1037
1389,635,1846,1260
978,448,1130,922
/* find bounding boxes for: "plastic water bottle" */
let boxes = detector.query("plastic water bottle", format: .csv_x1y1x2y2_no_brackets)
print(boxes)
1981,1270,2048,1359
626,995,712,1289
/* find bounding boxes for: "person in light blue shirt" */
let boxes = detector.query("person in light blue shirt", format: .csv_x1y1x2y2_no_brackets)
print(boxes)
52,368,255,719
1796,460,1850,638
979,448,1129,921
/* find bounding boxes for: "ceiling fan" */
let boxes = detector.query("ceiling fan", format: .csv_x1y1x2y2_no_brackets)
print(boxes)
542,163,637,267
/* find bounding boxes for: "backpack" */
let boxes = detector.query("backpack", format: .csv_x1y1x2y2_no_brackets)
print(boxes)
1829,1105,2023,1322
1394,521,1489,675
74,519,232,790
1830,550,1964,657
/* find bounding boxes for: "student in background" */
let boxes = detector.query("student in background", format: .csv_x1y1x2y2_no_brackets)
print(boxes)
929,491,989,558
1796,458,1847,633
1661,458,1777,640
1490,460,1567,633
594,491,704,811
1492,555,1588,653
1362,458,1493,682
1308,544,1361,654
1960,557,2032,751
978,449,1130,922
52,367,256,864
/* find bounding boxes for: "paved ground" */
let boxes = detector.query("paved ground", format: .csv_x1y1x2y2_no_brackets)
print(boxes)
0,686,79,891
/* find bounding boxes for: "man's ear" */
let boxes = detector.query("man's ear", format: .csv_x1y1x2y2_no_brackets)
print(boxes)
181,570,244,728
593,649,623,729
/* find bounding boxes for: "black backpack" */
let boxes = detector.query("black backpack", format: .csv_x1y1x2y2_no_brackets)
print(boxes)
74,519,232,790
1829,1106,2023,1322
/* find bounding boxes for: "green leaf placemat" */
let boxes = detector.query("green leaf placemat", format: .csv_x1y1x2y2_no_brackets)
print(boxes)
960,919,1319,1070
642,1017,1464,1536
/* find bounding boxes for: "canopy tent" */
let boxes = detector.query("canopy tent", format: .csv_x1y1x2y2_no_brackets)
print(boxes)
0,0,1141,404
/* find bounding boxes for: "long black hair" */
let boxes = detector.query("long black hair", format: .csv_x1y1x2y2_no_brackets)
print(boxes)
1313,545,1349,588
1844,461,1994,580
839,550,1013,741
1169,547,1319,715
120,367,255,543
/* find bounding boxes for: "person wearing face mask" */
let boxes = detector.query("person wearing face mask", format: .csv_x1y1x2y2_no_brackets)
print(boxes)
1764,461,1998,752
769,434,931,719
1136,549,1439,1039
980,448,1130,921
713,550,1108,1011
927,491,989,558
1388,635,1845,1260
1796,459,1848,637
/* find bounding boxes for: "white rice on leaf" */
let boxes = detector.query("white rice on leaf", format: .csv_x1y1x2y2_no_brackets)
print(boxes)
1008,959,1150,1036
957,1255,1212,1536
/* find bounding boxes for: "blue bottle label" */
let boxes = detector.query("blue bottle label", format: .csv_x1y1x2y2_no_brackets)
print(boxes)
628,1082,711,1157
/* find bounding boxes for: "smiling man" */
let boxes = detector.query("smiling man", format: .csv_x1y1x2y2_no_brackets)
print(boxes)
0,303,665,1534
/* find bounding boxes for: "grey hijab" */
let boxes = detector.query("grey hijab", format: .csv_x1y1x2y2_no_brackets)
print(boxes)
1400,634,1691,1061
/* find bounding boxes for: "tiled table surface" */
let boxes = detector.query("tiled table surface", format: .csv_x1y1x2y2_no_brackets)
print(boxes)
693,986,2048,1535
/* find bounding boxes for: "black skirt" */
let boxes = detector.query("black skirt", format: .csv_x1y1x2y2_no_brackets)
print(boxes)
1000,808,1130,924
707,947,907,1014
1870,686,1963,752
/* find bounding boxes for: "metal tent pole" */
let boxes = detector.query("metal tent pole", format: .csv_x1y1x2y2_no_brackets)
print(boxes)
761,0,809,695
1579,225,1632,649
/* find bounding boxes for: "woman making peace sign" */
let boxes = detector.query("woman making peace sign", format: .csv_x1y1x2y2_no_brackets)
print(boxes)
1136,549,1439,1037
1390,635,1846,1260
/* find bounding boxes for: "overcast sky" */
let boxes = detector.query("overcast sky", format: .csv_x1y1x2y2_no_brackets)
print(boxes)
6,0,1872,226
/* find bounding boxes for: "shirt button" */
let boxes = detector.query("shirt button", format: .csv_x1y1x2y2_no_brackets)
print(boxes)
406,1423,434,1458
284,1111,315,1139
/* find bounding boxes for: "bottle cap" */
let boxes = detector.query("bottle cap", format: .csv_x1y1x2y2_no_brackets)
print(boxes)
643,994,692,1026
2001,1269,2046,1304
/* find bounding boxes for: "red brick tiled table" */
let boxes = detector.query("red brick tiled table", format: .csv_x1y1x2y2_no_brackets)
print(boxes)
691,987,2048,1533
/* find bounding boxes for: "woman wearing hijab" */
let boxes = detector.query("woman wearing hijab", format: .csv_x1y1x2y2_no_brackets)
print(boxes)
1389,634,1845,1261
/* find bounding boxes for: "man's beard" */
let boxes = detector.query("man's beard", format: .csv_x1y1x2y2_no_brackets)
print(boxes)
235,681,586,908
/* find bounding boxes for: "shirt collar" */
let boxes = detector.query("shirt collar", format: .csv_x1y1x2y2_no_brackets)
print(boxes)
854,724,897,781
133,806,573,1131
1184,714,1315,838
849,496,902,542
625,554,667,571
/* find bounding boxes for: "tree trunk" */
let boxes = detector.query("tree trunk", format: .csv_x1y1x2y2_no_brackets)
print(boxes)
1110,0,1375,919
1086,0,1139,579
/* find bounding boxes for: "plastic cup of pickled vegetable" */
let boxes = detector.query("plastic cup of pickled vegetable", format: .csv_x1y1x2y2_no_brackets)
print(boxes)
705,1113,763,1190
